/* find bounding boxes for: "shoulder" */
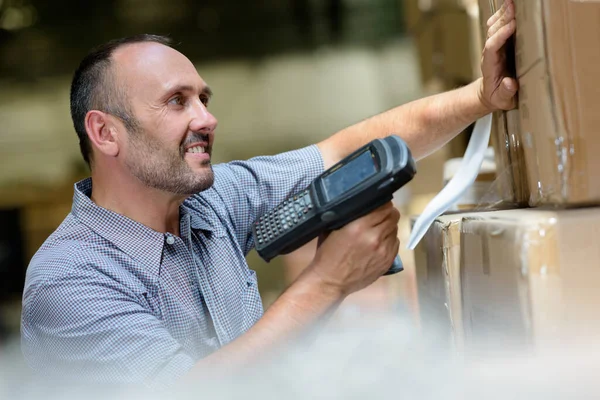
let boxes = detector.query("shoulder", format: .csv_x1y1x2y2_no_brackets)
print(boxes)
23,215,140,305
203,145,325,196
27,214,111,276
212,145,324,175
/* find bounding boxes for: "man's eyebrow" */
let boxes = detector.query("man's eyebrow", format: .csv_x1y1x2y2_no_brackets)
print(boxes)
164,84,213,97
202,86,213,97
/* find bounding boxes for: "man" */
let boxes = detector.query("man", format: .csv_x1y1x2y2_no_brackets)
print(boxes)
21,0,517,390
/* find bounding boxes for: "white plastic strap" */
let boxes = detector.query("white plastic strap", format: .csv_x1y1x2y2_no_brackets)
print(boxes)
406,113,493,250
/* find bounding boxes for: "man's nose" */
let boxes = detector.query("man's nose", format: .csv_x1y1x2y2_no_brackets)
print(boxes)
189,99,218,133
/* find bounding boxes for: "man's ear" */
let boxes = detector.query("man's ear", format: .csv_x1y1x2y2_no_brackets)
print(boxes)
85,110,120,158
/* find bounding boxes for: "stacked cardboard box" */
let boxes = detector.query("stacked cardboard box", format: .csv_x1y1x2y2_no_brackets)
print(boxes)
515,1,600,206
412,0,600,354
460,209,600,351
482,0,600,206
415,209,600,354
404,0,482,89
403,0,483,159
413,212,473,350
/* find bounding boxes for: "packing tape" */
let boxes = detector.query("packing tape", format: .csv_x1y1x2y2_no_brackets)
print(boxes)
407,113,493,249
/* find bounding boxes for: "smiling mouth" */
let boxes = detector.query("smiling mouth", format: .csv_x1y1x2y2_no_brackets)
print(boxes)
186,146,206,154
183,133,210,157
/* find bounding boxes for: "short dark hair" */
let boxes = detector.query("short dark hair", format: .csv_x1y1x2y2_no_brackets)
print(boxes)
70,34,173,168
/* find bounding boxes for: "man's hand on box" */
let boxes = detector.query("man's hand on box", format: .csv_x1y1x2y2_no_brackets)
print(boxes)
478,0,518,112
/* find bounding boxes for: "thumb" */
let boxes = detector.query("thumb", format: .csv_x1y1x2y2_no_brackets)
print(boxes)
497,77,518,109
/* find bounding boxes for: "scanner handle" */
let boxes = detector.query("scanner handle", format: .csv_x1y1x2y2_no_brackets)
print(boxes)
383,255,404,276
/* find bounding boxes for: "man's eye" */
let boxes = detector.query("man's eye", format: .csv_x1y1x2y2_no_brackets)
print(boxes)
200,96,210,106
168,96,184,106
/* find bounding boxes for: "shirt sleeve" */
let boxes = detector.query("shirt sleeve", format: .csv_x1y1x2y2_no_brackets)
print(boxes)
204,144,324,254
21,267,194,391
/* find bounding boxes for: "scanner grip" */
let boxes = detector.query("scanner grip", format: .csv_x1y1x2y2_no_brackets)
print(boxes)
383,255,404,276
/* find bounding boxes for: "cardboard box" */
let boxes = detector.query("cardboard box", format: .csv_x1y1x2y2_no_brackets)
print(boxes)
413,211,487,350
405,0,481,87
463,0,483,81
404,0,475,32
514,0,600,206
460,208,600,354
403,0,485,159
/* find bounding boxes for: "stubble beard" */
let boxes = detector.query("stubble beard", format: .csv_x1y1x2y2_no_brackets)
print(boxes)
125,130,215,196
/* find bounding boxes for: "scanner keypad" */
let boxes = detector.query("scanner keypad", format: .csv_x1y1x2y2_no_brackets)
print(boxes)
254,189,313,246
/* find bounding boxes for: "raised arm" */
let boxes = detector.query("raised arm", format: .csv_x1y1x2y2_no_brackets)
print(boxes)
317,0,517,169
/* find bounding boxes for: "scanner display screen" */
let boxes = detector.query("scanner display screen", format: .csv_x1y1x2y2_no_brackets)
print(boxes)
322,149,378,201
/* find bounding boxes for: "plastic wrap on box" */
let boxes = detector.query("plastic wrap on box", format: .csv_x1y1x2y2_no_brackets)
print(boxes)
489,109,530,206
478,0,530,206
443,147,506,211
460,208,600,354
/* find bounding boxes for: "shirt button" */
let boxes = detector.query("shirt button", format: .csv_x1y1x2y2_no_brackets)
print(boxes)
166,235,175,245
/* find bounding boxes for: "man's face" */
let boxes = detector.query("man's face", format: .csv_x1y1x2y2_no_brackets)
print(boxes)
112,42,218,195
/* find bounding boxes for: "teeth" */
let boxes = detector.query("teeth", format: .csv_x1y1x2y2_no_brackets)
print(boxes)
187,146,205,154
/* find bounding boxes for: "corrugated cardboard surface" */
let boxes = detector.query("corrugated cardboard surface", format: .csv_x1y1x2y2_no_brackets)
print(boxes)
413,215,450,336
413,211,485,350
516,0,600,206
460,208,600,354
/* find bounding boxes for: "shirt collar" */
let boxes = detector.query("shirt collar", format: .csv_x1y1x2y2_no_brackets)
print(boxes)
70,178,222,276
182,194,227,237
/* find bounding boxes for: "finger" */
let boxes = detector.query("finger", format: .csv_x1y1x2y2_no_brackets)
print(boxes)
485,19,516,54
486,0,508,28
373,204,401,229
487,1,515,39
372,207,399,231
379,219,400,242
381,226,400,244
371,211,401,245
495,77,518,108
357,201,396,226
